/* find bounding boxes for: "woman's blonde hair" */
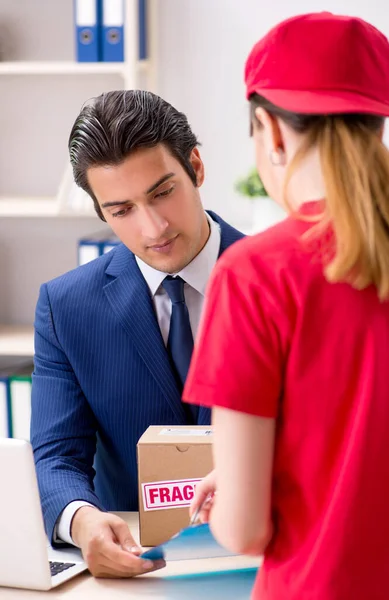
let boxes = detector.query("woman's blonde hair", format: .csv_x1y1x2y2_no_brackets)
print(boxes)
250,94,389,300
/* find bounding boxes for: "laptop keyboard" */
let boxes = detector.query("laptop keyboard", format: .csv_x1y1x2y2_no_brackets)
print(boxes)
49,561,76,577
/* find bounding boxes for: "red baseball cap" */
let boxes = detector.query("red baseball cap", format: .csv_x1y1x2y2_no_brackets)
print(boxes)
245,12,389,115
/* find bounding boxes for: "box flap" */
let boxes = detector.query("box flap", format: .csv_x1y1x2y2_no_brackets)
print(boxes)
138,426,213,445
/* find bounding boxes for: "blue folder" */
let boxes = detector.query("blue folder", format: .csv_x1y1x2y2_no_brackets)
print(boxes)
0,359,34,438
75,0,101,62
141,523,238,562
0,373,11,438
101,0,124,62
78,231,120,265
138,0,147,60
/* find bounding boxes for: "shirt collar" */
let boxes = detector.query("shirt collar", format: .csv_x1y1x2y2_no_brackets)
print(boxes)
136,213,221,297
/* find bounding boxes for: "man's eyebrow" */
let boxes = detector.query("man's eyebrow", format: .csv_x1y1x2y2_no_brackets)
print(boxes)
146,172,175,194
101,199,130,209
101,173,176,209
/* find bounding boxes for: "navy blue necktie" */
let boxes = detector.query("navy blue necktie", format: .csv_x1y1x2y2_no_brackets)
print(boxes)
162,276,198,422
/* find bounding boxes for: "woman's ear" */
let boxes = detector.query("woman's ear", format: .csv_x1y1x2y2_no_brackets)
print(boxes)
255,107,285,157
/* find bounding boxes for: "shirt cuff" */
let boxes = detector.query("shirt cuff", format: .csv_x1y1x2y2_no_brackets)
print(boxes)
54,501,97,546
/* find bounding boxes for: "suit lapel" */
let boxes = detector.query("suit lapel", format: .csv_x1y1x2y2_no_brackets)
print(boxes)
206,210,245,257
103,215,244,426
103,245,186,423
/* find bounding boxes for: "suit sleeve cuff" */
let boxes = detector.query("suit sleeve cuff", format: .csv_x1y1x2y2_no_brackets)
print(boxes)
54,501,98,546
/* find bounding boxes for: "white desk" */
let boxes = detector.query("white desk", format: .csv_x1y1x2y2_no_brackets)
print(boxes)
1,512,261,599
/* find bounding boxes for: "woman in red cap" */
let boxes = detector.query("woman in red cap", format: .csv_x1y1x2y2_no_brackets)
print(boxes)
185,12,389,600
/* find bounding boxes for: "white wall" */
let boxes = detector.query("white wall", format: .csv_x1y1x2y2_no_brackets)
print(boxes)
155,0,388,228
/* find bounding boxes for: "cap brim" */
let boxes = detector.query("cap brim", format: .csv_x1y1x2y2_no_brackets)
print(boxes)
249,88,389,116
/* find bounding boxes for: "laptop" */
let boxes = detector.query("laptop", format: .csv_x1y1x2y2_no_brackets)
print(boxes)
0,437,87,590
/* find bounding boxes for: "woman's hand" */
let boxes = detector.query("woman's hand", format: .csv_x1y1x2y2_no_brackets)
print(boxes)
190,470,217,524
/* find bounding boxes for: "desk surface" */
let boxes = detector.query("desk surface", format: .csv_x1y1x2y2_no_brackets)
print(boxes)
1,512,261,599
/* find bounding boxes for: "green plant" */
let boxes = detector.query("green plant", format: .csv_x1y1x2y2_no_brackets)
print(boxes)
235,167,267,198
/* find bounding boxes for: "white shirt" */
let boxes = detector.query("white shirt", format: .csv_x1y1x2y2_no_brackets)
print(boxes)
56,214,221,545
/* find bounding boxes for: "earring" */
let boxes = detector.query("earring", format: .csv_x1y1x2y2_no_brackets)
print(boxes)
269,148,285,166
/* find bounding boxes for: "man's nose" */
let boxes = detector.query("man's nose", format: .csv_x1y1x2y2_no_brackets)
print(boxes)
139,207,169,240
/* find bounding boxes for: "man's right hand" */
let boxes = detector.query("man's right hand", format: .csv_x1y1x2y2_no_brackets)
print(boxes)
71,506,165,578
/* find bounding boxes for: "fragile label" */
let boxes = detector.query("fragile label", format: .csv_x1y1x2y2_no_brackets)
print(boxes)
142,478,201,511
159,428,212,436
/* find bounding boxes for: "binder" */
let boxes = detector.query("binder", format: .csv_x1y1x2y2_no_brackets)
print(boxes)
101,0,125,62
0,359,32,438
78,231,119,265
0,375,10,438
78,237,102,265
138,0,147,60
102,234,120,254
8,362,34,441
75,0,101,62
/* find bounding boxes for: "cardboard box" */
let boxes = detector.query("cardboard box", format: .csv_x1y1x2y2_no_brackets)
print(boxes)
137,426,213,547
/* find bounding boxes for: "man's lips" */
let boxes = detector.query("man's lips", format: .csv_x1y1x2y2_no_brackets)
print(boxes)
148,235,178,251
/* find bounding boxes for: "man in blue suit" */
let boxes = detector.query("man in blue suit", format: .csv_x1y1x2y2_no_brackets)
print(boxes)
31,90,244,578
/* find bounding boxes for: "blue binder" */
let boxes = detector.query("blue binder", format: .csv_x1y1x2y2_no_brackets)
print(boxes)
9,365,34,442
75,0,101,62
0,359,34,439
139,0,147,60
101,0,124,62
0,373,11,438
78,236,102,266
102,234,120,254
78,231,120,265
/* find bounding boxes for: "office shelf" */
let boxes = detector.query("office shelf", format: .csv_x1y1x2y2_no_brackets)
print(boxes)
0,197,58,217
0,325,34,357
0,197,97,218
0,60,149,76
0,61,124,76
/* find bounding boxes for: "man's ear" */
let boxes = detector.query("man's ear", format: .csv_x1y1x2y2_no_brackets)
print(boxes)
255,107,284,155
190,148,205,187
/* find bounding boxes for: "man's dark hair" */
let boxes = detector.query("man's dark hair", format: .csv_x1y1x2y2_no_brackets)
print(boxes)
68,90,200,221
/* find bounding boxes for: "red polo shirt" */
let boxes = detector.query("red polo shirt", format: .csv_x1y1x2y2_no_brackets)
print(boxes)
184,207,389,599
